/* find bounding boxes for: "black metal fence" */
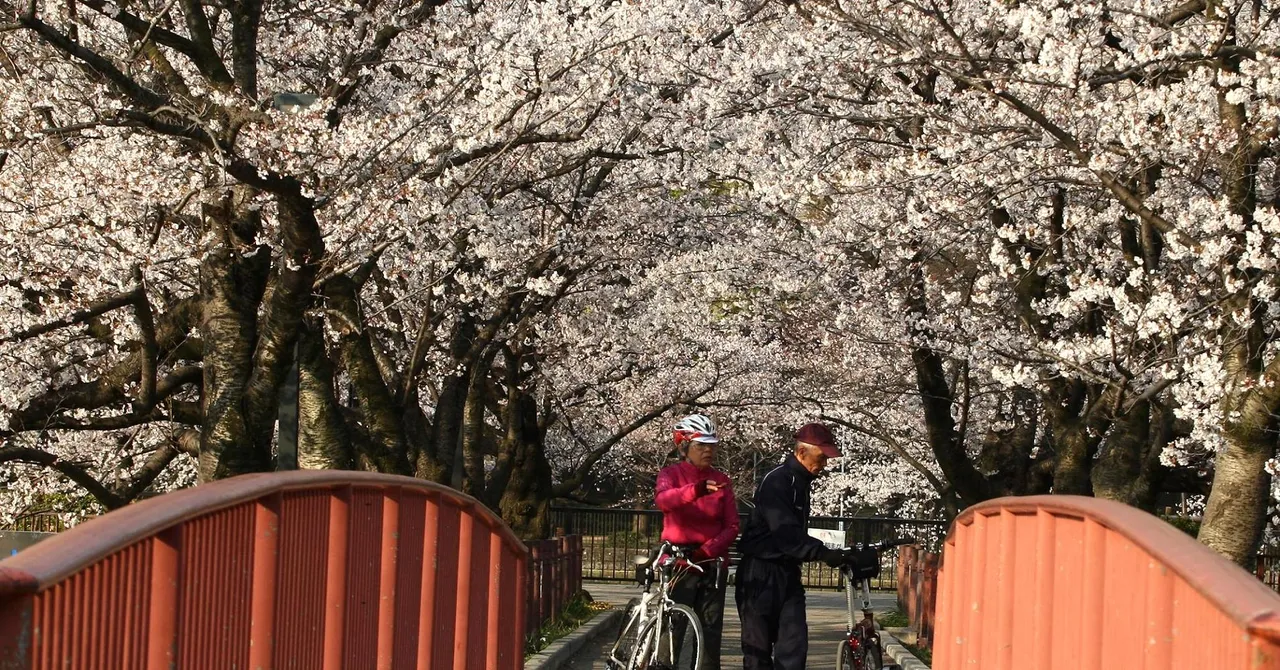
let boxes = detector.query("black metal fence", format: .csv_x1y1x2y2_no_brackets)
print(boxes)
3,512,65,533
550,506,947,591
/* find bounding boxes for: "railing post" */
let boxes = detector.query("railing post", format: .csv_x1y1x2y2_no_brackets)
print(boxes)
897,545,914,614
573,535,583,596
558,535,572,605
530,540,545,632
920,552,938,647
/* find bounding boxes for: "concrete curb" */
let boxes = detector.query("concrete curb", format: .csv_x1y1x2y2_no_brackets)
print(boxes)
524,609,623,670
880,629,930,670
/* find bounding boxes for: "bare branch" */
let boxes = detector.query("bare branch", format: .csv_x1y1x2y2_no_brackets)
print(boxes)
551,381,718,497
18,14,167,109
115,443,179,501
1161,0,1206,26
0,446,126,509
0,288,140,344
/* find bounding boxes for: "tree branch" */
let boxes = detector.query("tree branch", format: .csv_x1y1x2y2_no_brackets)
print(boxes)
18,14,167,109
0,446,125,509
177,0,234,87
0,288,141,344
551,382,717,497
820,413,949,495
115,443,179,501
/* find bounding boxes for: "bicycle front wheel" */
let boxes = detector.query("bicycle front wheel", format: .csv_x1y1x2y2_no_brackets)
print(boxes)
836,640,855,670
608,598,646,670
626,603,703,670
861,644,883,670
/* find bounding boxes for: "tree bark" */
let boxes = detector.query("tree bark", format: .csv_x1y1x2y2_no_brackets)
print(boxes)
1199,430,1272,565
296,318,353,470
325,275,411,475
496,391,553,540
197,196,272,481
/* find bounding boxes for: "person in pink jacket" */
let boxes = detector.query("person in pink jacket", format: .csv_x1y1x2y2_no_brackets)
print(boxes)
655,413,739,670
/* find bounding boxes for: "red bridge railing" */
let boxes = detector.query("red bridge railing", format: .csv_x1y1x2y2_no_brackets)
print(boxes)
933,496,1280,670
527,535,583,637
896,544,939,646
0,471,528,670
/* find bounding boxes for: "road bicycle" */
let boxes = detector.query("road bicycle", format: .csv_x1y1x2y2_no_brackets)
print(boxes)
607,540,722,670
835,538,915,670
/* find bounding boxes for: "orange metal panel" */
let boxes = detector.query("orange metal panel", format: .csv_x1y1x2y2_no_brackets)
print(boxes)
453,510,476,670
147,529,179,670
392,491,427,670
323,487,352,670
1079,518,1105,670
274,490,331,670
415,492,442,669
463,517,492,670
344,487,385,669
250,495,281,670
177,502,255,668
935,496,1280,670
0,472,537,670
432,500,462,670
514,552,528,664
377,489,400,670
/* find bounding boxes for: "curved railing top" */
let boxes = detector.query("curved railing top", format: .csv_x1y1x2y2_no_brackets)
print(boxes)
0,469,528,595
950,495,1280,641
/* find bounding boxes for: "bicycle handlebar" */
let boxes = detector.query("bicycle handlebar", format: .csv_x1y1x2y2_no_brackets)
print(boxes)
653,540,726,574
850,537,917,551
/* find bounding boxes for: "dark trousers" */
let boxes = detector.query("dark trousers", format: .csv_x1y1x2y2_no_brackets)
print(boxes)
669,561,727,670
735,556,808,670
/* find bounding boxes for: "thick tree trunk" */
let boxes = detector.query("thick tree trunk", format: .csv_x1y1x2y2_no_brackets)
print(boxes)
1093,400,1163,510
197,198,272,481
1198,431,1272,565
326,276,411,475
296,319,354,470
1198,29,1273,566
1050,422,1095,496
497,392,553,540
978,390,1038,496
459,357,493,499
422,316,477,485
907,264,992,507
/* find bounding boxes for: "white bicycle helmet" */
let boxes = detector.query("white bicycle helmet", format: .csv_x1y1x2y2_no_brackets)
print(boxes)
673,414,719,447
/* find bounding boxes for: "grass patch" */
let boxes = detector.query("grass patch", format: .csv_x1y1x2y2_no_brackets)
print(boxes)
877,609,909,628
525,593,601,657
901,640,932,666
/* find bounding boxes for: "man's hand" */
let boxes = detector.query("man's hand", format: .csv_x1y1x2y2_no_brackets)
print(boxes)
818,547,849,568
845,547,881,579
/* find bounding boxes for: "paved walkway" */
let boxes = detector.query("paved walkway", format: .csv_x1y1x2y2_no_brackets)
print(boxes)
569,581,900,670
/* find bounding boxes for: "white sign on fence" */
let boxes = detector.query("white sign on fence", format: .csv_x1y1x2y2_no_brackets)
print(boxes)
808,528,845,549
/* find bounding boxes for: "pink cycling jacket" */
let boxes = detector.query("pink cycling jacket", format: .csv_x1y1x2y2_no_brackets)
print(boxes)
655,461,739,560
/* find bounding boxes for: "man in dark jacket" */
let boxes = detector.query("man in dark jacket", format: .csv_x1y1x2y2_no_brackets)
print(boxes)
736,422,879,670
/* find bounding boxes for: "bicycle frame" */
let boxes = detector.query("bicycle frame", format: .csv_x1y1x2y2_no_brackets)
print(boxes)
615,541,720,670
839,572,882,669
835,538,914,670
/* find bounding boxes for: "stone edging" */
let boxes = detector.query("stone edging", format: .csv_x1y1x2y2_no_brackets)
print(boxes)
879,629,931,670
524,609,623,670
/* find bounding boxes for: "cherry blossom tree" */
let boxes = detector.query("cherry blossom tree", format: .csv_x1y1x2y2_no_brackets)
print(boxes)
0,0,772,536
5,0,1280,566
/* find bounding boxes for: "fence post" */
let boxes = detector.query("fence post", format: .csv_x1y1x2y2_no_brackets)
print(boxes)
545,540,559,624
897,545,914,614
919,552,939,647
573,535,583,596
530,540,544,634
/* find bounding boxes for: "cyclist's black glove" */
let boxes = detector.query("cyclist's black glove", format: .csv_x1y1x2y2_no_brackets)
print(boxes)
845,547,881,580
819,547,849,568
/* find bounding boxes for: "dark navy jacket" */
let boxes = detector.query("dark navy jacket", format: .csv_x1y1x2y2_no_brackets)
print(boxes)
738,454,827,565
